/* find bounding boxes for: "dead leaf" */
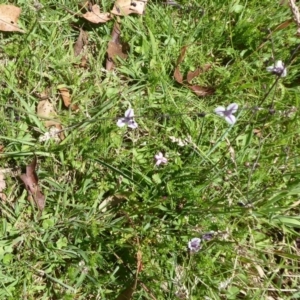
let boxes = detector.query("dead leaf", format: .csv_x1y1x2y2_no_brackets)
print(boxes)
0,145,4,153
35,89,49,100
186,68,201,83
176,46,188,65
80,55,88,68
188,85,214,96
111,0,147,16
173,45,214,97
0,172,7,200
0,5,25,33
37,100,60,127
82,4,111,23
257,19,293,51
99,194,128,212
58,86,79,111
116,283,136,300
253,128,262,137
37,100,64,139
106,22,129,71
136,250,143,274
74,28,88,57
187,65,211,83
0,173,6,192
174,67,183,83
20,157,45,211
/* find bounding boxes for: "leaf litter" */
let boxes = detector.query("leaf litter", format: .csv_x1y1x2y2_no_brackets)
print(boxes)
115,250,143,300
20,157,45,212
174,45,215,97
58,86,79,111
0,173,6,200
106,22,129,71
74,28,88,57
0,4,25,33
37,100,65,140
111,0,148,16
82,4,111,23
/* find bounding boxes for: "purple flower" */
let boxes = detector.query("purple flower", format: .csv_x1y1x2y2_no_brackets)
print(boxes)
155,152,168,166
117,108,138,129
266,60,287,77
188,238,202,253
215,103,238,125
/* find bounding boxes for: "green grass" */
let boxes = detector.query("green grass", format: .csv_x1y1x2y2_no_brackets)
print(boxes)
1,0,300,299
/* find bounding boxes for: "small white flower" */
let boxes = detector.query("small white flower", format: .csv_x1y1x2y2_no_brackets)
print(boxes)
218,278,231,290
117,108,138,129
39,127,60,142
155,152,168,166
266,60,287,77
215,103,238,125
188,237,202,253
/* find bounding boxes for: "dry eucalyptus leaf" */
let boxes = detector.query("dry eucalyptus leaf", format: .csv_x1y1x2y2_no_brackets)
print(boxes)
174,67,183,84
111,0,147,16
99,194,128,212
58,86,79,111
116,283,136,300
173,45,215,97
136,250,143,274
82,4,111,23
74,28,88,56
188,85,215,96
106,22,129,71
20,157,45,211
107,41,128,62
37,100,60,127
0,5,25,33
0,174,6,192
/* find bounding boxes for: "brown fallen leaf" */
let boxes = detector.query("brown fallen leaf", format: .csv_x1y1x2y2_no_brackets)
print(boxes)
189,85,214,97
37,100,65,140
58,86,79,111
35,89,49,100
187,64,211,83
82,4,111,23
116,283,136,300
253,128,262,138
111,0,147,16
174,67,183,84
115,250,143,300
257,19,293,51
20,157,45,211
106,22,129,71
136,250,143,274
186,68,201,83
0,173,6,200
37,100,60,127
74,28,88,57
173,45,214,97
0,5,25,33
176,45,188,65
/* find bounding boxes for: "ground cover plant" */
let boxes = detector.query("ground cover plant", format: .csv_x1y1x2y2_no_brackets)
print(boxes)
1,0,300,299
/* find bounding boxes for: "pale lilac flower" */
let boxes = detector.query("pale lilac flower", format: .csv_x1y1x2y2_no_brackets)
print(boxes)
266,60,287,77
117,108,138,129
188,238,202,253
155,152,168,166
215,103,238,125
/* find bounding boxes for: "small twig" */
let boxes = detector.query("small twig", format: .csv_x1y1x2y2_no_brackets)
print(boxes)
289,0,300,36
